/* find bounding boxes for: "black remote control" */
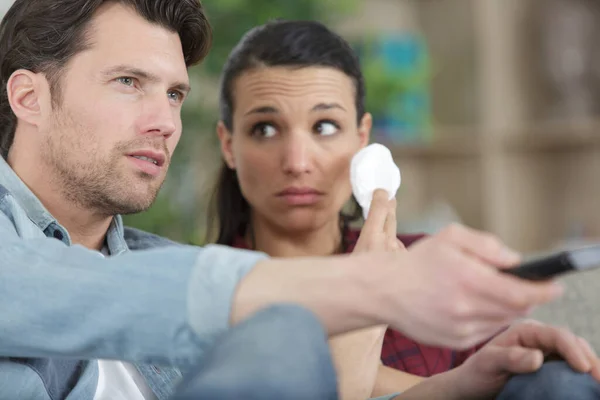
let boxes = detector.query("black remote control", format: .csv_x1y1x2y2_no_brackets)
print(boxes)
502,244,600,281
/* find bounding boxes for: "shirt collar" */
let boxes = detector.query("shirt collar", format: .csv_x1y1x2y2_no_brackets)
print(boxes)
0,157,128,255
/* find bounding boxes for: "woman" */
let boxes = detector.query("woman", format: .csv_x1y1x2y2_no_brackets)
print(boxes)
206,19,481,398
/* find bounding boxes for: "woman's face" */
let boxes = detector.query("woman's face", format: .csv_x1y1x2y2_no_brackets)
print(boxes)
218,66,371,234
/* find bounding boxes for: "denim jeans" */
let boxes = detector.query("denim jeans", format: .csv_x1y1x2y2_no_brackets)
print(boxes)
497,360,600,400
171,304,340,400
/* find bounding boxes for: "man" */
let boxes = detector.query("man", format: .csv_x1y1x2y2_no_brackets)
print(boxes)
0,0,598,399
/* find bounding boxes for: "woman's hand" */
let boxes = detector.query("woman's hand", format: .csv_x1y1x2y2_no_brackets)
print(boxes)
447,320,600,400
354,189,404,254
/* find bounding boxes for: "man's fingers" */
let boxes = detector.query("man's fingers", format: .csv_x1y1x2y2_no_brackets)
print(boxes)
362,189,389,237
470,265,563,313
459,293,532,321
447,253,563,316
439,224,521,267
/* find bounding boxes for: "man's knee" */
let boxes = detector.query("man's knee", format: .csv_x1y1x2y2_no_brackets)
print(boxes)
172,304,338,400
498,361,600,400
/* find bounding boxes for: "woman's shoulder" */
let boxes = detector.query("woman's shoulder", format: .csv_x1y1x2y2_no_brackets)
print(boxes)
344,228,427,253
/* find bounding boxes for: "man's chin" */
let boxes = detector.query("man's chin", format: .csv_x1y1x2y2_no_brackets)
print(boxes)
100,173,164,214
109,200,155,215
105,190,160,215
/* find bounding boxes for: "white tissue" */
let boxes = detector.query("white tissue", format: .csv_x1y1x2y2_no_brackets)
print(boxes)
350,143,401,219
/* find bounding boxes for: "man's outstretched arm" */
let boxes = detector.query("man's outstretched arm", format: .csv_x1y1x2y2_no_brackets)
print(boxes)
1,207,562,371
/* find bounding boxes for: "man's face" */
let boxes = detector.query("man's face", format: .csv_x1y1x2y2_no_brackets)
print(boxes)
39,3,190,215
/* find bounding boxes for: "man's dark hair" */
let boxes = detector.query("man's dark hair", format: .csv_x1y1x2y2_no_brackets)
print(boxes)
0,0,212,159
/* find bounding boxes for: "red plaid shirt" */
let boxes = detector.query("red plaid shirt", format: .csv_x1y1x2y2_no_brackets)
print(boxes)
231,229,482,377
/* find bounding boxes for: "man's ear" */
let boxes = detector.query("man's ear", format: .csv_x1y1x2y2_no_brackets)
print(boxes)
358,112,372,148
217,121,236,169
6,69,44,127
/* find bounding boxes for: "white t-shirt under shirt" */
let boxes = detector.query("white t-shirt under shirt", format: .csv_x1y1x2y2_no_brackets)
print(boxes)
94,361,157,400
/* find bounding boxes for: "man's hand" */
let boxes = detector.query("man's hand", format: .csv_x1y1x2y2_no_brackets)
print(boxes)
450,320,600,399
367,224,565,349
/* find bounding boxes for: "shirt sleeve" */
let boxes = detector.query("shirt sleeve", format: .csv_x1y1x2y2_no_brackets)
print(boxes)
0,210,267,370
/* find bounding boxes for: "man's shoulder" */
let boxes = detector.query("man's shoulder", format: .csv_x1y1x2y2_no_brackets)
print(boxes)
123,226,182,250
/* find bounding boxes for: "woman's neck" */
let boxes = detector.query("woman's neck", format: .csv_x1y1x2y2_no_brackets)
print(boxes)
248,214,344,258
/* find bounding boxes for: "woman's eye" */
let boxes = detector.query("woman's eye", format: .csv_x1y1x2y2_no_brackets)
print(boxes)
252,123,278,138
315,121,340,136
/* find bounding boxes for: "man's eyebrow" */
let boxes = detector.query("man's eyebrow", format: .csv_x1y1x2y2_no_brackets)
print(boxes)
101,65,191,93
170,82,191,94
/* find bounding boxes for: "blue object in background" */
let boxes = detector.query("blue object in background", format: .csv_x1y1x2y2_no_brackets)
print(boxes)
358,33,432,144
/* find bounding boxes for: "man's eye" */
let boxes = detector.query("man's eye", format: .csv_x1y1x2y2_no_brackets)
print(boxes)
117,77,135,86
168,90,184,103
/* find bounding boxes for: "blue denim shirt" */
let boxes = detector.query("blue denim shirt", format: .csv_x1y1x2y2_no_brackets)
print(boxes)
0,157,268,399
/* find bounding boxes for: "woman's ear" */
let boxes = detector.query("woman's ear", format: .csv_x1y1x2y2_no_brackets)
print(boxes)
217,121,236,169
358,112,372,148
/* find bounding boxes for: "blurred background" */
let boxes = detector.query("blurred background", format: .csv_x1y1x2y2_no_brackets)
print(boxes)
3,0,600,253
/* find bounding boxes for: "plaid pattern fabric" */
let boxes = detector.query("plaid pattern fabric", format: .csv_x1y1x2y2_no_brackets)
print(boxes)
231,229,482,377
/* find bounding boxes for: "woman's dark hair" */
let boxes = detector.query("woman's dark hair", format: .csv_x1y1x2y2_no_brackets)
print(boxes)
207,19,364,248
0,0,212,159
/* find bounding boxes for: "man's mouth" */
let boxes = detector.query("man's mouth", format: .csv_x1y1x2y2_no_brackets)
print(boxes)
127,150,166,177
131,155,159,165
127,150,166,167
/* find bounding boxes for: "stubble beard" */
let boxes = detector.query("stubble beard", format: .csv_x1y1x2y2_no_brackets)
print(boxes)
42,109,168,217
